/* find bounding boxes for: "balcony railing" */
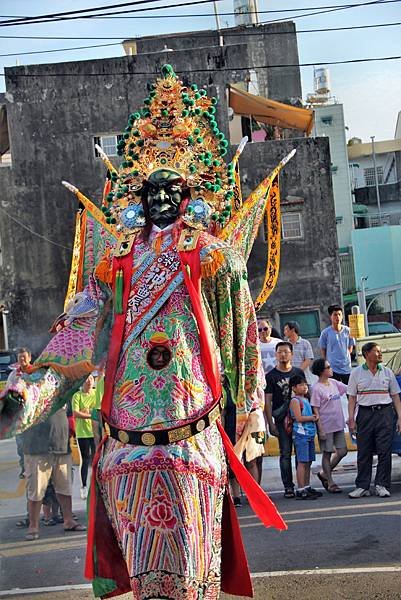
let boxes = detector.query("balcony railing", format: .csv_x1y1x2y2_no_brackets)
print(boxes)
339,251,356,294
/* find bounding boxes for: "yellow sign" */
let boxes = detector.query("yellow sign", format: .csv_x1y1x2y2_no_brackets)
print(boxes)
349,314,365,339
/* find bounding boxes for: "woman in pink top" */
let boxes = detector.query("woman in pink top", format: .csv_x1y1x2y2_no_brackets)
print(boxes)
311,358,348,493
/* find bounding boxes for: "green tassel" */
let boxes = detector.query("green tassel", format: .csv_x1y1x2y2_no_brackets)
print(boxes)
114,268,123,314
92,576,118,598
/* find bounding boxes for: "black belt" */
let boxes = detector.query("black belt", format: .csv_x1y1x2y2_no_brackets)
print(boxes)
108,399,223,446
359,403,393,411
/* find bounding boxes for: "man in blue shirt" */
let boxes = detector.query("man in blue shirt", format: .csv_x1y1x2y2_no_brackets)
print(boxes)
318,304,355,384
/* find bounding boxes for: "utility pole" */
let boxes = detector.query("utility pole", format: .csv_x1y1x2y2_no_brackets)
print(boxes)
0,305,9,350
359,276,369,335
370,136,382,226
213,2,223,47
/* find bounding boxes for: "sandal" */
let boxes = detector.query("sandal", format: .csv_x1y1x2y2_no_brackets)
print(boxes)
283,489,295,498
64,522,86,532
15,518,29,528
25,532,39,541
42,518,58,526
317,472,329,490
53,515,64,524
328,483,342,494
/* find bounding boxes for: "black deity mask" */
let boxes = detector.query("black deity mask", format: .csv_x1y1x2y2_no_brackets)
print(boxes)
145,169,186,229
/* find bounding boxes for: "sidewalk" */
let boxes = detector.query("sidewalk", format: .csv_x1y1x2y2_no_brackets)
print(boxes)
2,436,401,518
0,439,87,520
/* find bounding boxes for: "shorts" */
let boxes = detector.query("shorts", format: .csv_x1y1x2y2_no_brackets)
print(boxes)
24,453,72,502
319,430,347,453
293,434,316,463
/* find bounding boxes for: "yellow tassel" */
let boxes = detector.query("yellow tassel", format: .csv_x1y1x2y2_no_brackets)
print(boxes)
200,249,225,278
94,249,113,284
152,234,163,255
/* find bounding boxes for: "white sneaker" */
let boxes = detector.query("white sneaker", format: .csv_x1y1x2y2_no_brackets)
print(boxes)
80,486,88,500
348,487,370,498
375,485,390,498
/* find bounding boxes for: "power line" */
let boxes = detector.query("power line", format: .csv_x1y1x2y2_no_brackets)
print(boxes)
1,55,399,78
0,21,399,58
0,0,193,25
0,20,399,41
0,0,399,27
1,0,399,20
258,0,400,26
0,205,70,250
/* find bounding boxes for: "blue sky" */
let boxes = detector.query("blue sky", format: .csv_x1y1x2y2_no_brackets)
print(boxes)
0,0,400,141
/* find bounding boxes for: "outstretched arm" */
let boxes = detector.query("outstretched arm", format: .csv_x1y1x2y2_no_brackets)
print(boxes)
0,275,112,439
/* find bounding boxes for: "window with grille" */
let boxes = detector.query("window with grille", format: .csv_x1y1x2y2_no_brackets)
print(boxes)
321,116,333,125
279,310,320,338
369,215,390,227
281,212,303,239
364,166,383,186
94,135,123,157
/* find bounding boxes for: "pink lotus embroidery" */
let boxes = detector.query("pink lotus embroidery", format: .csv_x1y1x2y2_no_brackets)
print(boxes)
144,493,177,529
152,375,166,390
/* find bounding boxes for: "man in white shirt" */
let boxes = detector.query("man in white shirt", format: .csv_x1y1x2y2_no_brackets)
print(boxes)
258,318,281,375
347,342,401,498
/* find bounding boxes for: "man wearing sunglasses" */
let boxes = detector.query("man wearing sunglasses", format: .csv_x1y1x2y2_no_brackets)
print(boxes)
258,319,281,375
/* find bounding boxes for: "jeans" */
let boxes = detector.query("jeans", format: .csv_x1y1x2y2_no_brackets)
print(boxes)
277,421,294,490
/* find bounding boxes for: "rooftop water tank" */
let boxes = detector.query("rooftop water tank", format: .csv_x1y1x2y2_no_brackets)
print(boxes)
234,0,259,26
348,137,362,146
314,68,330,95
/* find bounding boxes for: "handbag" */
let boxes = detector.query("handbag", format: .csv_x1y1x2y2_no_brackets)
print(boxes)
272,399,290,422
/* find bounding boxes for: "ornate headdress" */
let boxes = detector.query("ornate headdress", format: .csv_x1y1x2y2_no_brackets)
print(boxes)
100,64,237,233
62,64,296,310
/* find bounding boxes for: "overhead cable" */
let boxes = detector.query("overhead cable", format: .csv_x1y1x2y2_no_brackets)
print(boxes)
0,21,400,57
0,21,399,40
1,55,400,78
0,0,399,27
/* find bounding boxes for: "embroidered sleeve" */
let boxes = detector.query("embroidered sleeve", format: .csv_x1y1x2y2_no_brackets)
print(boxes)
202,246,262,433
0,275,112,439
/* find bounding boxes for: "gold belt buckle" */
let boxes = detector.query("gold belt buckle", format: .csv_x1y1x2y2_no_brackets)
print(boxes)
118,430,130,444
208,404,220,424
168,425,191,443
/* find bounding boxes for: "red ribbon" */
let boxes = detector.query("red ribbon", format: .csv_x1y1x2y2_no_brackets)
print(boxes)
179,248,222,401
101,251,133,420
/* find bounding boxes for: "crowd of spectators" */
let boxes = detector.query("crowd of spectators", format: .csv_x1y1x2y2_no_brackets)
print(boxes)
258,305,401,502
10,303,401,531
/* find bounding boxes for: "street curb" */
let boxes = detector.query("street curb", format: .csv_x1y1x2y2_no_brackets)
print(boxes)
264,432,356,456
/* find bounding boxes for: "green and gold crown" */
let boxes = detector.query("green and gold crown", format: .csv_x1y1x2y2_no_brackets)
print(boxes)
102,64,237,230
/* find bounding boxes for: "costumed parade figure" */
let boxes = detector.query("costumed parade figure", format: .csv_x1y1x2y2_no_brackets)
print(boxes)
0,65,294,599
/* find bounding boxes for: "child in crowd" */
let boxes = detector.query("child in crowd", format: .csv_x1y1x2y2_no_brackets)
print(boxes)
72,375,97,500
310,358,348,493
289,375,322,500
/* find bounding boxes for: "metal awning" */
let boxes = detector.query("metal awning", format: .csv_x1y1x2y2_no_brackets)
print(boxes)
229,84,314,135
353,204,368,215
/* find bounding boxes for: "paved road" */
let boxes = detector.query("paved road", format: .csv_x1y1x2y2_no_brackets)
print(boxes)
1,438,400,598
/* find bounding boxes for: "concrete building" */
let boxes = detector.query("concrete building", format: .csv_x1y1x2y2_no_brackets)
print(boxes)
347,135,401,313
313,104,354,248
0,26,341,353
306,70,355,301
122,22,303,103
348,138,401,227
